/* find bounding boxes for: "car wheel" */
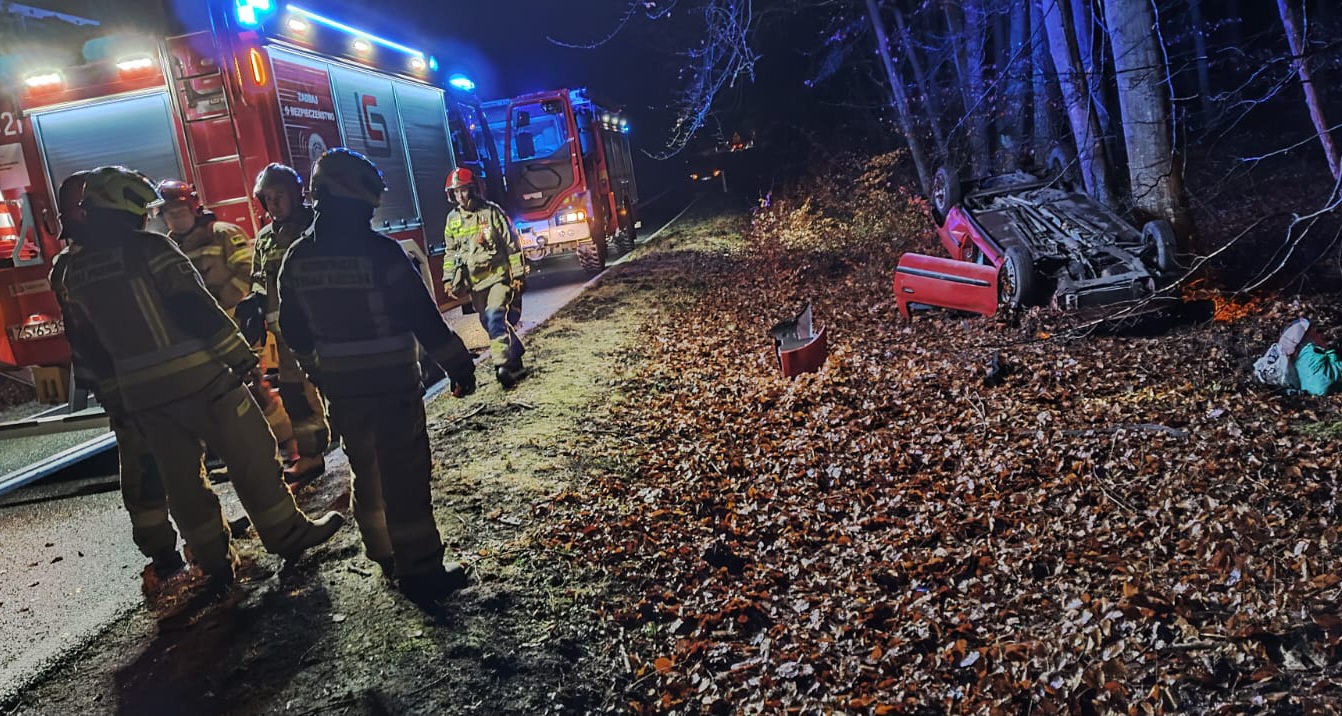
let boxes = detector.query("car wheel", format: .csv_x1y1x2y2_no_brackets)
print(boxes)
931,165,962,225
999,245,1037,310
1141,219,1179,274
1046,146,1081,192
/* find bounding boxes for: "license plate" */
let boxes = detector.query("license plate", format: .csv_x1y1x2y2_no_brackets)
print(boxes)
11,320,64,341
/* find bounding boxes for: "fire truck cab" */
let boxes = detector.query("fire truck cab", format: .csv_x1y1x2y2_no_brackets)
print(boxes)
494,87,639,273
0,0,469,378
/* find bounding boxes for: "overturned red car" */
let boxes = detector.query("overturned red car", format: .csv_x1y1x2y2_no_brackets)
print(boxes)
895,165,1180,318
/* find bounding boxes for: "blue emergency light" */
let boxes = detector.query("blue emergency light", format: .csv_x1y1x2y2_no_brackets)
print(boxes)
448,74,475,92
234,0,275,27
284,5,425,58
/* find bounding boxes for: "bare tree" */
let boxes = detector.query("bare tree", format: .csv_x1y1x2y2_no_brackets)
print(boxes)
961,0,993,173
1275,0,1342,182
892,4,947,155
1031,1,1057,164
1001,0,1030,168
865,0,933,193
1102,0,1189,235
1187,0,1215,118
1040,0,1115,205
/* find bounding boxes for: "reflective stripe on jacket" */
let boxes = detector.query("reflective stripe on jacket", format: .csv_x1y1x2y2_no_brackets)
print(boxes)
170,213,254,310
50,229,254,411
278,210,474,399
251,207,315,324
443,200,523,291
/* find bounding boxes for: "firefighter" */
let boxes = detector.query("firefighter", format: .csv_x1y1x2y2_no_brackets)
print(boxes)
55,171,184,584
156,180,253,313
278,148,477,606
50,166,345,594
443,167,527,387
233,164,330,483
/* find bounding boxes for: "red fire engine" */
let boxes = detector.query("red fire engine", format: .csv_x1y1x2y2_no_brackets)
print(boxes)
487,88,639,273
0,0,488,376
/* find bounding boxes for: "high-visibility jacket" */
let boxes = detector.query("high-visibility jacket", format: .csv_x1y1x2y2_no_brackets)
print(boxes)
169,213,253,310
251,206,314,327
50,228,257,412
443,200,524,291
278,208,475,399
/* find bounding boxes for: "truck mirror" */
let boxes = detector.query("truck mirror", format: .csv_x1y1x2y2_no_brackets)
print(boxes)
516,132,535,159
515,111,530,128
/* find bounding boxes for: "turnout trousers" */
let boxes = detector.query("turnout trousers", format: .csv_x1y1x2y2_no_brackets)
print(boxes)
269,329,331,458
111,416,178,559
131,376,315,574
327,390,444,579
470,282,524,368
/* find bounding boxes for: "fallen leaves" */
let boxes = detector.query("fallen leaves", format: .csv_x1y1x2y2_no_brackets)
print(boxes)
538,189,1342,714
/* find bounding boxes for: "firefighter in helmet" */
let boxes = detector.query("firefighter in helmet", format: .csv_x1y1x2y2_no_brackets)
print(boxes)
234,164,330,484
156,180,253,313
55,170,185,587
50,166,344,595
278,148,478,607
443,167,527,387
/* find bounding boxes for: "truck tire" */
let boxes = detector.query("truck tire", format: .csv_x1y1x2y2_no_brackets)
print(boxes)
577,235,608,274
614,197,637,254
1141,219,1178,275
931,165,962,225
999,245,1037,310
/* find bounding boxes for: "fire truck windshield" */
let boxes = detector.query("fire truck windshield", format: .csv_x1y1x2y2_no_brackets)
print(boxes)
510,101,570,162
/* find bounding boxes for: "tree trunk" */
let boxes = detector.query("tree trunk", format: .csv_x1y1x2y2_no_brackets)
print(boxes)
1031,0,1056,165
1002,1,1030,167
866,0,934,195
962,0,992,174
1188,0,1214,118
1102,0,1190,234
1040,0,1115,205
942,1,969,100
893,5,947,154
1276,0,1342,181
1070,0,1111,134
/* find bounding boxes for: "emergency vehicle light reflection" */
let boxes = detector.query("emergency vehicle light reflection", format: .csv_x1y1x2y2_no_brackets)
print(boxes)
448,75,475,92
116,56,155,73
24,72,62,88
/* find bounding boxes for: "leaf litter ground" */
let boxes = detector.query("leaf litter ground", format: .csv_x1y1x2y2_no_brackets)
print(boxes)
9,197,1342,715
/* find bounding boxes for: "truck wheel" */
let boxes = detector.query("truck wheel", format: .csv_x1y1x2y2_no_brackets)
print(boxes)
931,165,962,225
999,245,1037,310
577,235,608,274
615,198,637,254
1141,219,1179,275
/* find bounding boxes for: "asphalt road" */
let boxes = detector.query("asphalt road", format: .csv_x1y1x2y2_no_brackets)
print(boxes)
0,190,693,702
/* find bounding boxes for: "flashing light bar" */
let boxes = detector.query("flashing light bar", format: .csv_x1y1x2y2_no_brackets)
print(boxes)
285,5,425,58
448,74,475,92
429,57,439,71
116,56,154,72
352,38,371,53
286,16,309,33
409,57,426,71
24,71,62,88
235,0,273,27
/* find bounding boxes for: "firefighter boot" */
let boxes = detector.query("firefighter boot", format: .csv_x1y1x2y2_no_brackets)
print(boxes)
151,549,186,579
279,510,346,563
398,561,468,607
283,454,326,489
495,361,527,389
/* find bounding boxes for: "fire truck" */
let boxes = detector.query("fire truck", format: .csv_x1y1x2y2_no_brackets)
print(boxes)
0,0,482,378
490,88,639,273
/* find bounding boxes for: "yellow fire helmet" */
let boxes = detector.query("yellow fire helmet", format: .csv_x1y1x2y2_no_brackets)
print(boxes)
80,166,162,217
